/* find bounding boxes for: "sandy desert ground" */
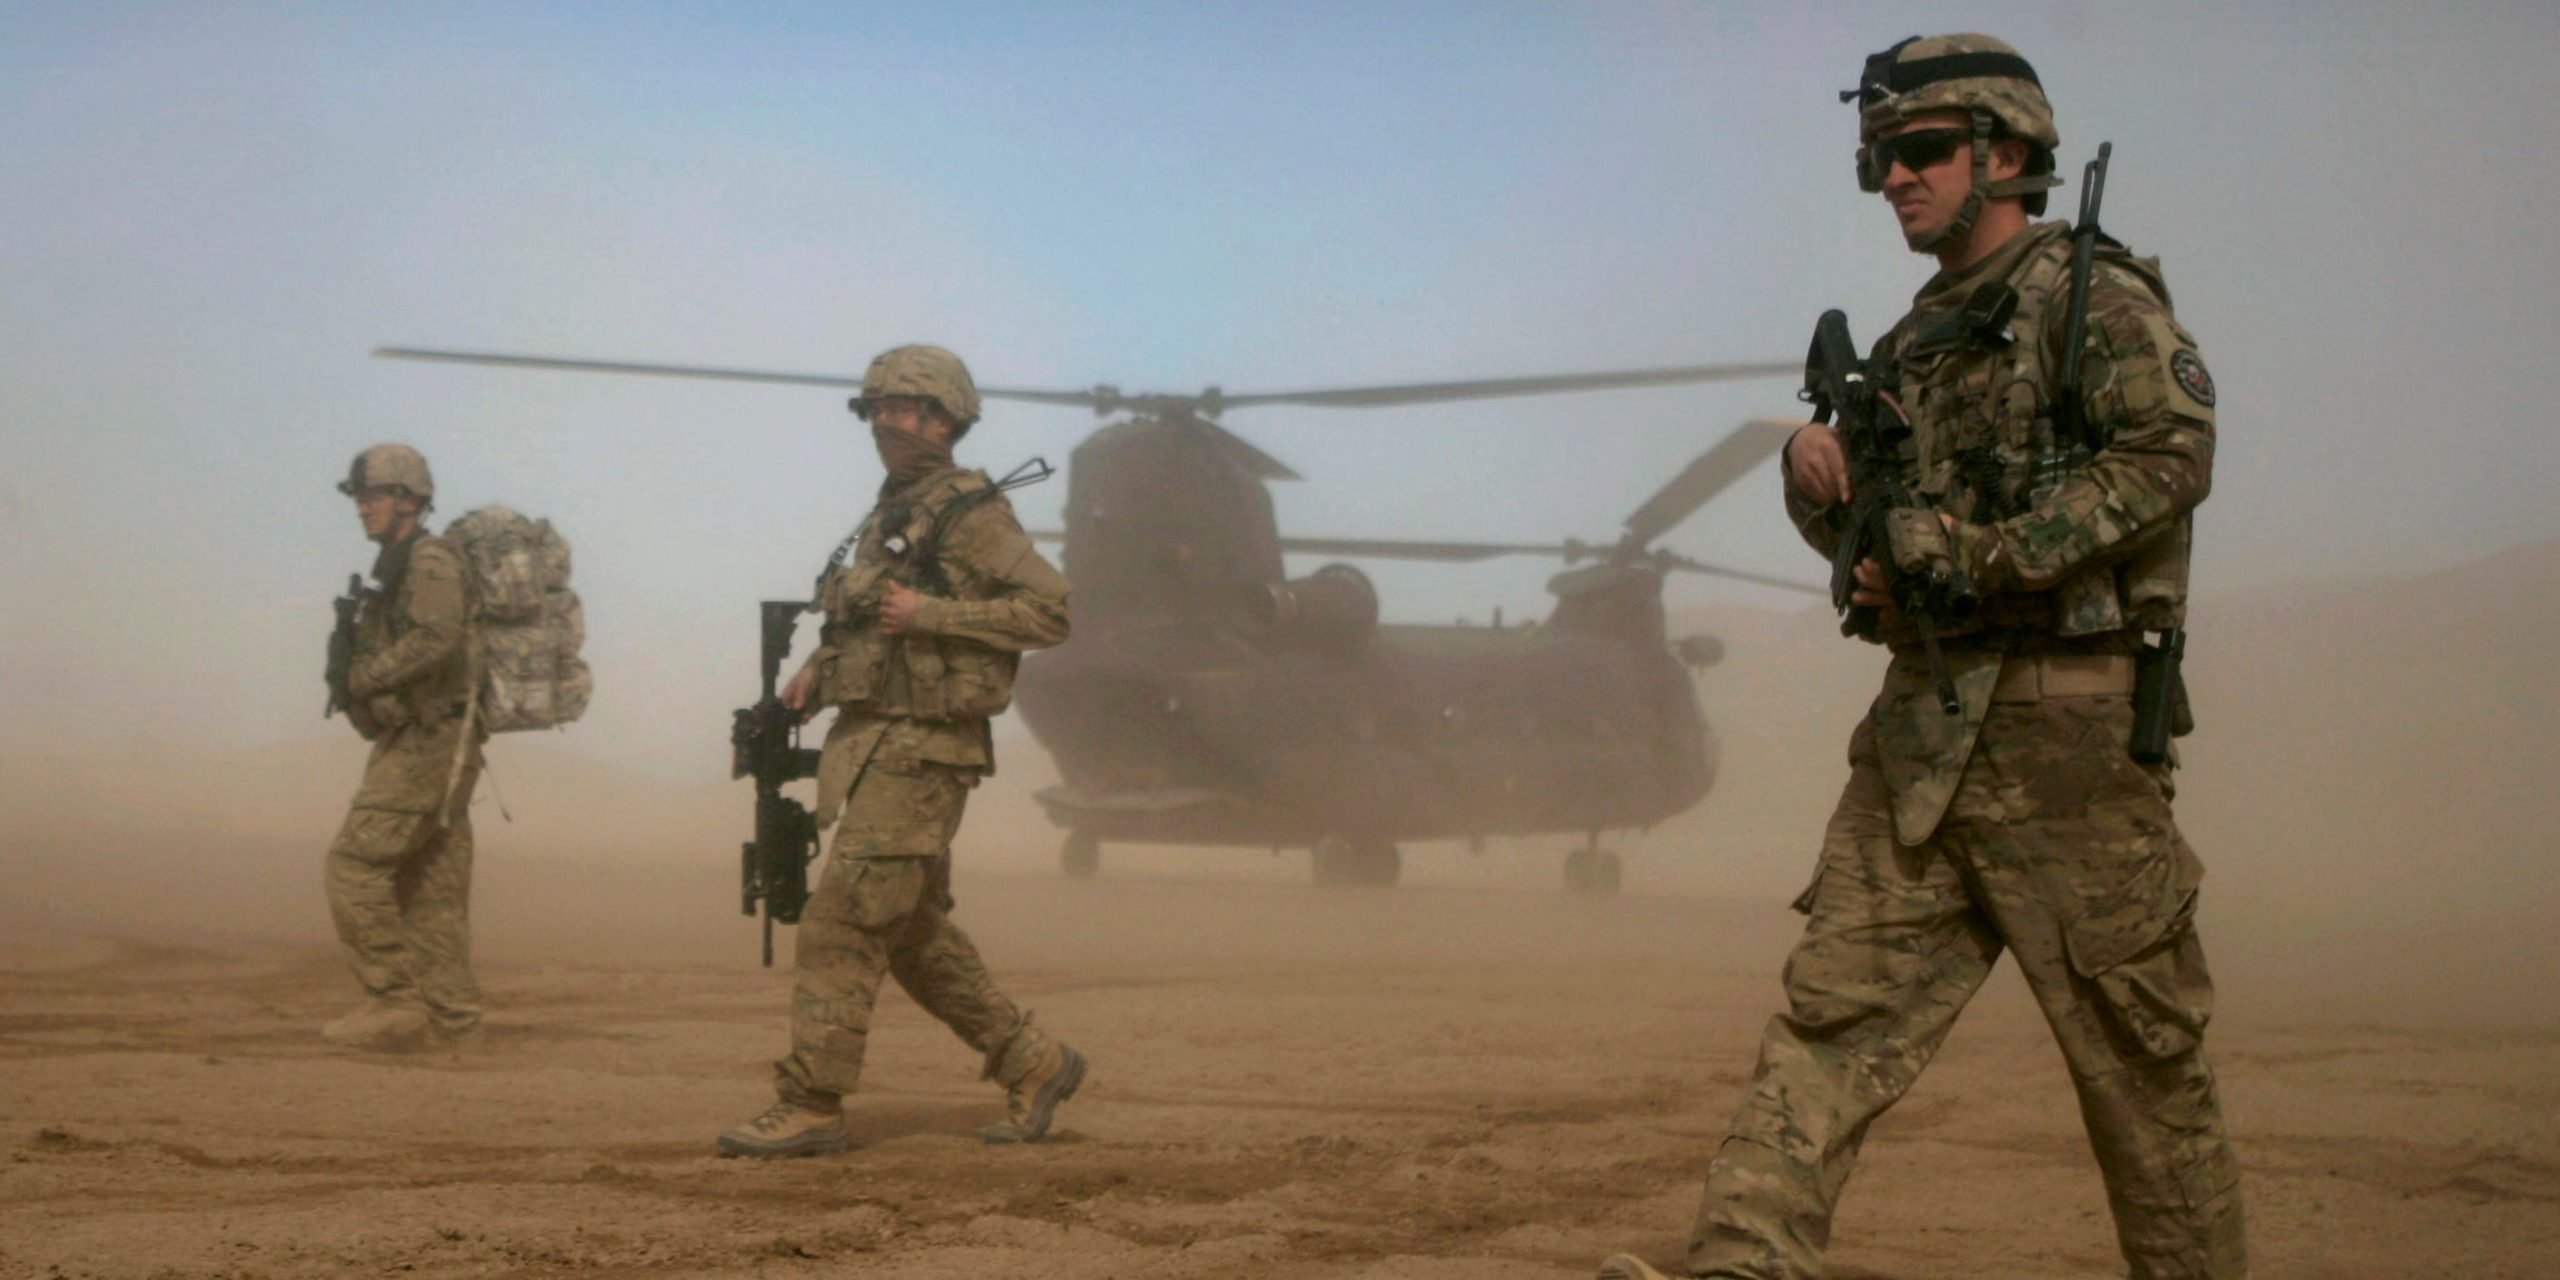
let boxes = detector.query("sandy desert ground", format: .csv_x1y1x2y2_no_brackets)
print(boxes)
6,544,2557,1278
5,850,2558,1280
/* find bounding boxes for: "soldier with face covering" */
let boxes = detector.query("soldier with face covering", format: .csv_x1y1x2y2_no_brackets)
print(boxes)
1601,35,2242,1280
717,344,1088,1158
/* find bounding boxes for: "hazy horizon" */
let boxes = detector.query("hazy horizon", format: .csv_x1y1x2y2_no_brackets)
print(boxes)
7,2,2558,786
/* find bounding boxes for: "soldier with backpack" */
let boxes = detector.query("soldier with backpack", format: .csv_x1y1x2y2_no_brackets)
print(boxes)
321,444,588,1053
321,444,486,1052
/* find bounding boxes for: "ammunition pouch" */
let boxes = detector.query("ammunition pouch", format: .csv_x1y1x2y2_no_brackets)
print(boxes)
815,634,890,708
2042,523,2192,639
2047,571,2125,637
2120,516,2193,632
826,633,1017,721
932,642,1016,720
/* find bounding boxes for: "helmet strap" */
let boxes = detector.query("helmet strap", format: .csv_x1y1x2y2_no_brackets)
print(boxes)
1911,112,1993,255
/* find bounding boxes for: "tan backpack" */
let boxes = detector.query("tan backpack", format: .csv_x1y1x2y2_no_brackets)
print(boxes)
445,505,592,732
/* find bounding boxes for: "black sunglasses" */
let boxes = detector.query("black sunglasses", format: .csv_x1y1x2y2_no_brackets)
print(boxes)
848,393,929,420
1857,127,1970,192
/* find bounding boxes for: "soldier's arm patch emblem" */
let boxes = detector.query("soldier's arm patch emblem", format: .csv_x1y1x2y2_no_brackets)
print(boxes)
2170,349,2215,408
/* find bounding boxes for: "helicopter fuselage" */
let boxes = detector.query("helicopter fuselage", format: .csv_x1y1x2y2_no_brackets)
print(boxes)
1012,411,1717,853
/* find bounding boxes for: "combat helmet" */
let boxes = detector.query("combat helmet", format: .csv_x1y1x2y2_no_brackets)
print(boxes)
336,443,435,507
851,344,982,435
1846,34,2063,247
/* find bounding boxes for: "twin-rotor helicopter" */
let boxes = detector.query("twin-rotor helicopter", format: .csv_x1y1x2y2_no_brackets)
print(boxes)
376,346,1815,891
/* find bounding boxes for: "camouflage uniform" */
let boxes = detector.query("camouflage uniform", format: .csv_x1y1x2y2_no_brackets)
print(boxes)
327,526,484,1041
1673,103,2245,1280
772,463,1076,1112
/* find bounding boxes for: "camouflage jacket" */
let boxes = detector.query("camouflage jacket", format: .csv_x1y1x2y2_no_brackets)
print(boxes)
1788,221,2216,843
347,530,475,738
808,466,1071,826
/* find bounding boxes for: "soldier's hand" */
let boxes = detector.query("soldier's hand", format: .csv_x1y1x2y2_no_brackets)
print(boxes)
877,580,924,635
780,662,819,712
1785,423,1850,507
346,694,384,741
1851,557,1903,626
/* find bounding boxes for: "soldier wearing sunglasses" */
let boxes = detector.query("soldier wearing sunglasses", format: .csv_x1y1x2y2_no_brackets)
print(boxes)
1602,34,2240,1280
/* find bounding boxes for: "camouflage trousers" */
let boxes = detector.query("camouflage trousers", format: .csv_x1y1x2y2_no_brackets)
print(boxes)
1687,694,2246,1280
775,759,1053,1109
325,722,481,1036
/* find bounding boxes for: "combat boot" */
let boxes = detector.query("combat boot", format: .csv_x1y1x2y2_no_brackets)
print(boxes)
981,1041,1087,1145
321,1003,429,1052
716,1100,849,1159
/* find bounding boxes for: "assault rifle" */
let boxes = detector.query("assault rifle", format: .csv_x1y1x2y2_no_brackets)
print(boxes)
324,574,366,718
2039,141,2114,494
731,599,822,967
1805,309,1979,715
2041,143,2189,763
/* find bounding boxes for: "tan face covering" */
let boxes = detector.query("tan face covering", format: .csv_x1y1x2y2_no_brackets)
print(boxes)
873,421,953,491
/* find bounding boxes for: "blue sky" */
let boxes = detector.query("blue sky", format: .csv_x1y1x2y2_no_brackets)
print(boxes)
5,2,2557,778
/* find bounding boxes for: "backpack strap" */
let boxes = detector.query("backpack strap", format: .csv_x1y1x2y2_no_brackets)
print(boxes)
891,458,1055,595
810,458,1054,603
905,473,1004,594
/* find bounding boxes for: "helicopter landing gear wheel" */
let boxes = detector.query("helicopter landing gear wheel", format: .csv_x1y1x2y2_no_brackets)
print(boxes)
1564,846,1623,895
1060,831,1100,879
1312,838,1401,888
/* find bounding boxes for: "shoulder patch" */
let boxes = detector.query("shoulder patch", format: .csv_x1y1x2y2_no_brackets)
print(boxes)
2170,349,2216,408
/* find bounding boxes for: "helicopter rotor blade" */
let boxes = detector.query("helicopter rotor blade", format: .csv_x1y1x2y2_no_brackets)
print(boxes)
1217,361,1799,411
1622,417,1803,548
375,347,866,389
1658,550,1827,596
1270,534,1824,595
1271,536,1579,563
375,347,1103,405
1029,533,1580,563
978,387,1129,408
374,348,1798,420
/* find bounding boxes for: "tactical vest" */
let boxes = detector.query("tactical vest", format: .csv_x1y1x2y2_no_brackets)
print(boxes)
1879,223,2194,639
813,469,1022,721
354,531,477,730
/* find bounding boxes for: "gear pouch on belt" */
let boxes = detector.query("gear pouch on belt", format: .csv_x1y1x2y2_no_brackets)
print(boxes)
897,637,949,718
938,645,1018,720
818,633,891,707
